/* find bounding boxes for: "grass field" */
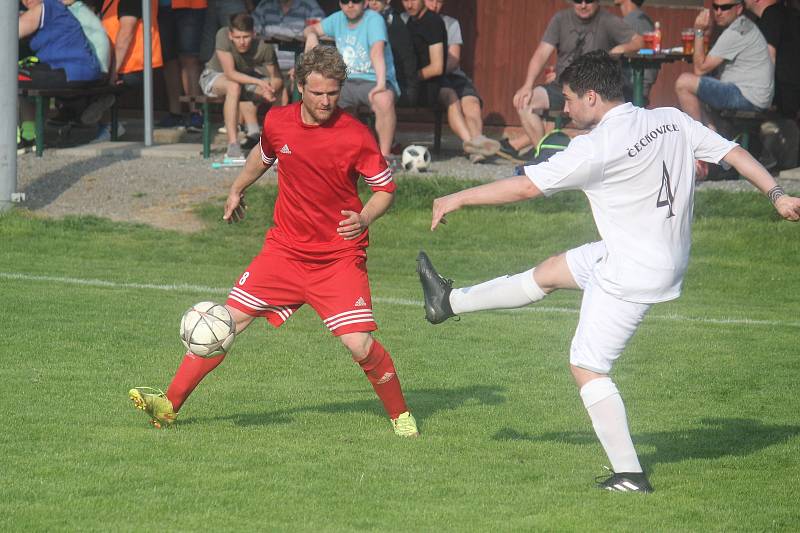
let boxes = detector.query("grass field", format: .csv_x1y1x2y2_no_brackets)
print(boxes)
1,178,799,531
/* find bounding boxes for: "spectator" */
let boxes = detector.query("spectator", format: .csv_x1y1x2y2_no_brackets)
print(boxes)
199,12,282,158
367,0,418,107
675,2,773,126
18,0,104,149
304,0,399,159
253,0,325,104
401,0,447,108
499,0,643,162
423,0,501,163
63,0,111,76
744,0,800,120
614,0,658,104
157,0,208,130
97,0,164,141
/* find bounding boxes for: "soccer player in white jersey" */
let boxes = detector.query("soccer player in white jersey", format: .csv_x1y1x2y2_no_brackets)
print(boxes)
417,50,800,493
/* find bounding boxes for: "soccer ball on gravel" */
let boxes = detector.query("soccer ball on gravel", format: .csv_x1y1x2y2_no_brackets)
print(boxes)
180,301,235,357
401,145,431,173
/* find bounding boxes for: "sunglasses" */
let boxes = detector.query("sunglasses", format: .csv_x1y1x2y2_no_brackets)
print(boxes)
340,0,364,4
572,0,596,4
711,2,739,11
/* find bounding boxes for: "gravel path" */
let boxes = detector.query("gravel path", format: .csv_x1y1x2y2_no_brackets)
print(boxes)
15,145,799,232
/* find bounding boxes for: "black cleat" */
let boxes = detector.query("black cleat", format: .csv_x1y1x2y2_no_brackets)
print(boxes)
416,251,456,324
596,471,653,493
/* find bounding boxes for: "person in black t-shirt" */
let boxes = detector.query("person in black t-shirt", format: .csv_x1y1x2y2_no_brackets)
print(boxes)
401,0,446,107
745,0,800,119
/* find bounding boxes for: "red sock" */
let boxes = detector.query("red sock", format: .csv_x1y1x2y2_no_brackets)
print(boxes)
358,340,408,419
165,352,226,411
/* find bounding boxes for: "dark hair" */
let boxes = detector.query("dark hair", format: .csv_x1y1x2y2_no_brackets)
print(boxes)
633,0,645,6
229,13,254,32
295,45,348,87
559,50,624,101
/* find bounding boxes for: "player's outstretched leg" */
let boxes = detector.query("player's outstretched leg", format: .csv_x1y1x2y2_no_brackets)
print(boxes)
128,387,177,429
417,250,548,324
416,250,455,324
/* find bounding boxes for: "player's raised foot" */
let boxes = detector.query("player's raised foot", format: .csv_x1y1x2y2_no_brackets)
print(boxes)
391,411,419,437
595,470,653,493
128,387,177,429
416,251,455,324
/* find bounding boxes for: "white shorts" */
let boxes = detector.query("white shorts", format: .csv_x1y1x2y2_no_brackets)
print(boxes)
566,241,650,374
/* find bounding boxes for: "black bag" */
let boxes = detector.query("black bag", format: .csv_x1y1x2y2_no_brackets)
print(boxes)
514,130,572,175
761,119,799,170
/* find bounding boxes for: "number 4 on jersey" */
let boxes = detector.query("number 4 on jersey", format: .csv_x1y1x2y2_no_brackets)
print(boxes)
656,161,675,218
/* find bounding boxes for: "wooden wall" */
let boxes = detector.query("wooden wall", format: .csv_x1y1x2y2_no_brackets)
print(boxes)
432,0,705,126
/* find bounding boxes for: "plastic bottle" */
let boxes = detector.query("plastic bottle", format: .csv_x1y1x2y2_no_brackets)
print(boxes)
653,21,662,53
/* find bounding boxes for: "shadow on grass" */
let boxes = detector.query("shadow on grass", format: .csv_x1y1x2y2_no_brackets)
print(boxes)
492,418,800,466
184,384,506,430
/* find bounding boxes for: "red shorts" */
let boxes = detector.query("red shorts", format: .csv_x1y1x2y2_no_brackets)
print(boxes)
225,252,377,336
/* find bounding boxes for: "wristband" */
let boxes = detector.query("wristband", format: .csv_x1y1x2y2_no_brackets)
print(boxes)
695,29,704,39
767,185,786,204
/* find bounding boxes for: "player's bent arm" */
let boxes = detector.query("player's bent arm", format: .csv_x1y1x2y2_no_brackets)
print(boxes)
724,146,800,221
223,147,270,223
361,190,394,226
431,176,542,230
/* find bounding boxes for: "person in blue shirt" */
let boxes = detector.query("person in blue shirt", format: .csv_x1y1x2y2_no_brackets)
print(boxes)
304,0,398,159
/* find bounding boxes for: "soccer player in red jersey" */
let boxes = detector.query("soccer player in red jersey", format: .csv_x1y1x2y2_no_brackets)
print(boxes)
129,46,419,437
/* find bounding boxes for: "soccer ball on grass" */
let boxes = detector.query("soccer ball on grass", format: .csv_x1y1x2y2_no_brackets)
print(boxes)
180,301,235,357
401,145,431,172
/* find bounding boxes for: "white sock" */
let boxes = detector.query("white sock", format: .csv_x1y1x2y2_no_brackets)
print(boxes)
449,268,546,315
580,377,642,473
246,123,260,137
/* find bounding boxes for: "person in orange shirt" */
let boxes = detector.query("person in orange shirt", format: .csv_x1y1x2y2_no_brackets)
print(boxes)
101,0,163,85
157,0,207,130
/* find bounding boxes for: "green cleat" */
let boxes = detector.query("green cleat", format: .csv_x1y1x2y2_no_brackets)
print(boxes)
391,411,419,438
128,387,177,429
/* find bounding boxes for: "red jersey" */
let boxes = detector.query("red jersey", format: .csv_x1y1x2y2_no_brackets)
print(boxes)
259,103,395,260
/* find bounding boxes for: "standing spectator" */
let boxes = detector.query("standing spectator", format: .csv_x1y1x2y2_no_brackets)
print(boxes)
254,0,326,104
424,0,501,163
200,0,256,62
367,0,418,107
198,12,282,158
498,0,642,162
97,0,164,141
157,0,208,130
128,46,419,439
614,0,658,104
744,0,800,120
401,0,447,108
675,2,774,125
304,0,398,159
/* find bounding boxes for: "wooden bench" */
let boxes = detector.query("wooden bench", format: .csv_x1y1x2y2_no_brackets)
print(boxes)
718,109,781,178
179,95,224,159
18,84,125,157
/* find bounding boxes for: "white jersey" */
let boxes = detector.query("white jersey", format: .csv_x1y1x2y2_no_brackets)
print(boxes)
525,103,736,303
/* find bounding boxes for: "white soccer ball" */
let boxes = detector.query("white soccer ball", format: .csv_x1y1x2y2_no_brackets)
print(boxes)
180,301,236,357
401,144,431,173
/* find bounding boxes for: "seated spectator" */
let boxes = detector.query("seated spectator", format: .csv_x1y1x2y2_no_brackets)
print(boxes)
199,12,282,158
157,0,208,130
614,0,658,104
401,0,447,108
253,0,325,103
18,0,104,149
745,0,800,120
201,0,256,63
63,0,111,76
424,0,500,163
499,0,642,162
367,0,418,106
675,2,773,125
304,0,398,159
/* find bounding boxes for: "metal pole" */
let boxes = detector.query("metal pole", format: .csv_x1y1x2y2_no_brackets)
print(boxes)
142,0,153,146
1,2,19,212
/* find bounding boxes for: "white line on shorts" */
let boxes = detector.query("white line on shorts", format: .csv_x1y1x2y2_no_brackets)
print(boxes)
2,271,798,329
